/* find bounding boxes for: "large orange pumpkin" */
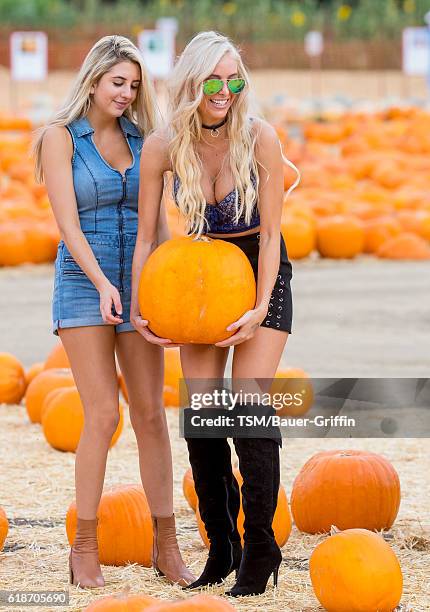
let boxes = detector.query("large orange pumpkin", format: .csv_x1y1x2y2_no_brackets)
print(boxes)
291,450,400,534
84,593,157,611
310,527,403,612
0,352,26,404
66,484,153,566
316,215,364,258
0,506,8,551
195,468,291,548
145,594,236,611
42,387,123,452
25,368,75,423
138,237,256,344
44,343,71,370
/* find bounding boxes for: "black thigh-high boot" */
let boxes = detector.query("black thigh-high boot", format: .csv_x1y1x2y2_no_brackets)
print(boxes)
226,437,282,597
184,437,242,589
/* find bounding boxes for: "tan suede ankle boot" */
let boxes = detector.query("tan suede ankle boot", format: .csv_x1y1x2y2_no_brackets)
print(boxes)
69,518,105,588
152,514,196,587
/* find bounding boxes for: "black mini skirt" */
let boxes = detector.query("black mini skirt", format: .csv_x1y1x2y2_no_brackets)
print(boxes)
219,232,293,334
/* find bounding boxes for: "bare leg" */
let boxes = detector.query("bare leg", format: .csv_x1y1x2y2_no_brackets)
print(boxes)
232,327,288,381
115,332,195,586
59,326,120,518
115,331,170,516
59,325,120,588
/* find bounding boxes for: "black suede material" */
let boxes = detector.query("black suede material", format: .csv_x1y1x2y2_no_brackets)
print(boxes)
184,437,242,588
232,437,280,544
227,437,282,596
226,540,282,597
185,437,240,546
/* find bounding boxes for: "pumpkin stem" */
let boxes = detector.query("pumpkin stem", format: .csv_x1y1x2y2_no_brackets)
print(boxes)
191,234,211,243
330,525,340,535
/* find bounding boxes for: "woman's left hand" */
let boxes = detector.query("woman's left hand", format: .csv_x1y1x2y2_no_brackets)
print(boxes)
214,306,267,347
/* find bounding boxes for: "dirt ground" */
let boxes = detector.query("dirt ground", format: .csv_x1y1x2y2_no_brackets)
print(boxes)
1,255,429,377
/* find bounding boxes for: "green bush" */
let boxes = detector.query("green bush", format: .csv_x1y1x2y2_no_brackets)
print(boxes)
1,0,430,40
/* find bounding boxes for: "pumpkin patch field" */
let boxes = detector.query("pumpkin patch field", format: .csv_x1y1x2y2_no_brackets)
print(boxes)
1,103,430,609
0,389,428,610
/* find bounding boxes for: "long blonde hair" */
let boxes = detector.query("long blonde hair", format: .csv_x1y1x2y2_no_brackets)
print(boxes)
168,31,260,236
34,35,158,182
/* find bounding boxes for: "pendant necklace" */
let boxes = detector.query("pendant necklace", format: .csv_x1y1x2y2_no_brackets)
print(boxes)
202,117,228,138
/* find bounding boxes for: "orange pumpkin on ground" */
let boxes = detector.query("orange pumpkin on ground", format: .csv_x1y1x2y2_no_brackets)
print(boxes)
25,368,75,423
291,450,400,534
310,527,403,612
281,215,315,260
272,368,314,417
0,221,31,265
84,593,157,611
377,232,430,260
40,387,70,421
42,387,123,452
21,220,57,264
397,209,430,241
44,343,71,370
66,484,153,566
138,237,256,344
196,468,291,548
145,594,236,611
363,216,402,254
25,362,44,386
0,352,26,404
316,215,364,258
0,506,8,550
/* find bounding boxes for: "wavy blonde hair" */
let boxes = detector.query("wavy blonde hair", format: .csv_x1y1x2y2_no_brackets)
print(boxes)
168,31,262,236
34,35,158,182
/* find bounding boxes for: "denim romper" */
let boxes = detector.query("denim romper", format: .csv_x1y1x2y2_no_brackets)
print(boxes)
52,115,143,335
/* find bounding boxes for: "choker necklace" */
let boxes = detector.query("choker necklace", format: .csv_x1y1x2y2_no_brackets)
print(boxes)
201,117,227,138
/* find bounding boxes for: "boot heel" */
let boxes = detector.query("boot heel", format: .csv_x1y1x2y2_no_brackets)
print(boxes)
68,550,73,585
273,563,280,587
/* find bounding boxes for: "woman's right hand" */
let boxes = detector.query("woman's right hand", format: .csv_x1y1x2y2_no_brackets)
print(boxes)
98,281,124,325
130,303,182,346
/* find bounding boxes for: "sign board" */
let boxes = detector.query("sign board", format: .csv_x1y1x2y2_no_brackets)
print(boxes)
402,27,429,76
156,17,178,34
305,31,324,57
138,29,175,79
10,31,48,81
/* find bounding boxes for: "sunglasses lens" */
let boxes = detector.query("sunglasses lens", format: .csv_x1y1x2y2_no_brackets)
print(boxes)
203,79,224,95
228,78,246,94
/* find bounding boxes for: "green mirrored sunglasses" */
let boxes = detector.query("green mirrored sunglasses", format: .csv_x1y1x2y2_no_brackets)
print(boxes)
203,78,246,96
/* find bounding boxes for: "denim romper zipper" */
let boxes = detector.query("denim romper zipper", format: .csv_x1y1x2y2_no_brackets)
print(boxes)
118,173,126,293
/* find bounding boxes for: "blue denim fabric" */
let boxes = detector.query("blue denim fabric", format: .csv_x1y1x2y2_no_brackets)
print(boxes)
52,115,143,335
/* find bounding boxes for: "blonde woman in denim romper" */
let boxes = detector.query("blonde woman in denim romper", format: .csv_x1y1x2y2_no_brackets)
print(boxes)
34,36,195,589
